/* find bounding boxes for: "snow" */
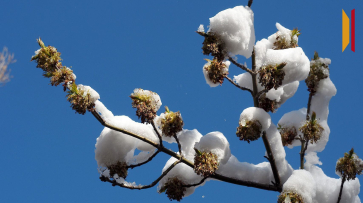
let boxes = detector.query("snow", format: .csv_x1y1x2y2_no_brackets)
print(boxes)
239,107,271,132
94,100,114,121
77,84,100,103
95,115,159,167
306,165,361,203
197,24,205,33
194,131,231,165
254,23,310,87
208,5,255,58
282,170,316,203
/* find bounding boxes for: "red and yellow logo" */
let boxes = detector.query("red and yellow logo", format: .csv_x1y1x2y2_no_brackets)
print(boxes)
342,9,355,52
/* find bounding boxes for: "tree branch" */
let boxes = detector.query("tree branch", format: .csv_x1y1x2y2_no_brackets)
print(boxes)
182,177,208,188
127,150,161,169
251,49,259,107
261,132,281,189
306,92,314,120
224,76,253,95
337,175,346,203
151,121,163,147
173,134,183,157
100,160,181,190
228,56,254,75
92,110,280,192
248,0,253,7
255,89,268,100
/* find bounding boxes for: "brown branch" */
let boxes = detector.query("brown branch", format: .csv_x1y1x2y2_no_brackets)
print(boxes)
248,0,253,7
173,134,182,157
92,110,280,192
251,49,259,107
151,121,163,147
127,150,160,169
228,56,254,75
182,177,208,188
262,132,281,189
255,89,268,100
100,160,181,190
224,76,253,95
306,92,314,120
211,173,280,192
337,175,346,203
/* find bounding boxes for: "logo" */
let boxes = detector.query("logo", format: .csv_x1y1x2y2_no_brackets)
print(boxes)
342,9,355,52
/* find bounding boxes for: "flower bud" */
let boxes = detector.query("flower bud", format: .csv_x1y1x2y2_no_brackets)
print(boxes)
299,112,323,144
66,83,95,115
50,66,75,87
161,106,184,137
236,119,262,143
273,28,300,50
31,41,62,75
130,89,161,124
305,51,330,94
159,177,186,202
204,58,229,85
201,32,226,60
278,191,304,203
278,124,298,146
194,149,219,177
258,63,286,91
258,94,279,113
336,148,363,181
107,161,128,179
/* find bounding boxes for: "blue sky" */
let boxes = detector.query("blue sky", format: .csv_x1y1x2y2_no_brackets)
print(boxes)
1,0,363,202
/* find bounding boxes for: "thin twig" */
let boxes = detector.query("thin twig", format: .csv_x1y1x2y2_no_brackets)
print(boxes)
127,150,161,169
261,132,281,189
299,139,306,169
224,76,253,95
173,134,183,157
100,160,181,190
228,56,254,75
306,92,314,120
151,121,163,147
182,177,208,188
248,0,253,7
337,175,346,203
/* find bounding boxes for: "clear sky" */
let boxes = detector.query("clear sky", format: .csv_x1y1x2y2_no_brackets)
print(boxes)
1,0,363,202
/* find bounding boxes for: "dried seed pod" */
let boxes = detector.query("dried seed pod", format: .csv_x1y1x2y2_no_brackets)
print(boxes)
278,124,298,146
194,149,219,177
273,28,300,50
336,148,363,181
299,112,324,144
107,161,128,179
236,120,262,143
200,32,226,60
258,63,286,91
278,191,304,203
161,106,184,137
258,94,279,113
159,177,186,202
305,52,330,94
204,58,228,85
66,83,95,115
130,89,161,124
